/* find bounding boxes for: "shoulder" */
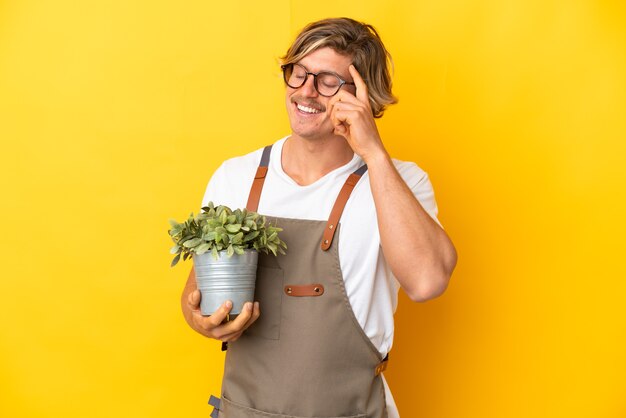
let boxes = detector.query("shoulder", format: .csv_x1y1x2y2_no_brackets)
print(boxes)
390,158,428,187
210,141,274,187
222,145,266,173
201,139,285,209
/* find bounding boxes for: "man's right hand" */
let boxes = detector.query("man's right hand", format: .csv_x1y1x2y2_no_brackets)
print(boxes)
186,289,260,342
181,267,261,342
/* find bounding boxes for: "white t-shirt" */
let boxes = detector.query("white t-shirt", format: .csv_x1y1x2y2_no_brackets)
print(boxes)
202,136,442,418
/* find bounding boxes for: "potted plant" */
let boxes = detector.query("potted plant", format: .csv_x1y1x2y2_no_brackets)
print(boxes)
168,202,287,316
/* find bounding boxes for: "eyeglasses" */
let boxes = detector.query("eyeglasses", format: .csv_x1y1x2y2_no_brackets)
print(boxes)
281,63,355,97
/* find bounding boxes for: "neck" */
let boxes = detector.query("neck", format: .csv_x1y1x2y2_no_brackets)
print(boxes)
281,134,355,186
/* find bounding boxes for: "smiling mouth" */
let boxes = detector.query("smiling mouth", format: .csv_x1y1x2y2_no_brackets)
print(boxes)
296,103,322,114
292,99,324,115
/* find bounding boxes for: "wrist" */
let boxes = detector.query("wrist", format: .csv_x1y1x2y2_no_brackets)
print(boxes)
362,146,391,167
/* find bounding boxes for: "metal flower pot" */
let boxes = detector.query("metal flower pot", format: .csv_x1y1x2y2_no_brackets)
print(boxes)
192,249,258,316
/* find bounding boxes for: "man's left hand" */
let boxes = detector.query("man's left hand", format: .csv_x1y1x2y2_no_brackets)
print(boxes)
328,65,386,163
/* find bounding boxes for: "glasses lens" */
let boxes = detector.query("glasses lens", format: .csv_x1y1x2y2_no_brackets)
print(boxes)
285,64,307,88
316,73,342,96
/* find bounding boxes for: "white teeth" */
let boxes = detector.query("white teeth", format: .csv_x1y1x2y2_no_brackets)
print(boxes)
297,104,321,114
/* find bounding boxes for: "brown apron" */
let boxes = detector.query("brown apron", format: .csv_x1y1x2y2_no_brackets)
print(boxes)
213,145,389,418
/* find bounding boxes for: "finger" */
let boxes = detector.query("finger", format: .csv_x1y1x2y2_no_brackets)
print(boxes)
240,301,261,331
219,330,243,342
330,102,369,126
334,124,348,137
187,289,201,310
330,100,357,120
333,109,359,127
329,108,350,138
213,301,255,337
330,111,349,137
330,101,361,114
330,108,349,134
327,91,361,115
192,300,233,330
333,89,362,105
219,301,260,340
349,64,369,105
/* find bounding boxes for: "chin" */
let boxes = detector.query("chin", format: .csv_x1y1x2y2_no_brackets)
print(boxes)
289,120,333,140
290,127,332,141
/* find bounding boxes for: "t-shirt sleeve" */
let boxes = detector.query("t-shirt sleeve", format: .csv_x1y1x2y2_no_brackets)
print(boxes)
201,162,227,208
200,155,258,210
395,161,443,229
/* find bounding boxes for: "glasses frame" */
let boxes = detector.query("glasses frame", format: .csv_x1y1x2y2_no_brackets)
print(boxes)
281,63,355,97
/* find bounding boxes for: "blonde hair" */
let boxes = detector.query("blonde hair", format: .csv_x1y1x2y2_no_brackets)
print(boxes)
281,17,398,118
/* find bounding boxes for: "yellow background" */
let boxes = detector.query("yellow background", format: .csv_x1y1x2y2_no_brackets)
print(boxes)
1,1,625,417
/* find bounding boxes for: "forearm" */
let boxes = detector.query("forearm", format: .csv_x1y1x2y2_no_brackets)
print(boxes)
366,151,457,302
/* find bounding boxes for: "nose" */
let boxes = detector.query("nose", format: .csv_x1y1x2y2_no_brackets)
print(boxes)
299,74,319,97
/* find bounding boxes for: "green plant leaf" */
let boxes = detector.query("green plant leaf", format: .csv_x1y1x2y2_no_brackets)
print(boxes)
243,230,259,242
183,237,203,248
196,243,210,254
203,231,216,241
225,224,241,233
170,254,181,267
182,234,195,242
231,232,243,244
234,209,243,224
168,204,286,262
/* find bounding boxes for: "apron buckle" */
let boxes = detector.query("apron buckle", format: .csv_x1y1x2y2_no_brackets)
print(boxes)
375,354,389,376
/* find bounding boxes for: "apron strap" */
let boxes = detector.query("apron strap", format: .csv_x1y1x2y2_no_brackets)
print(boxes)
320,164,368,251
244,144,368,251
246,145,273,212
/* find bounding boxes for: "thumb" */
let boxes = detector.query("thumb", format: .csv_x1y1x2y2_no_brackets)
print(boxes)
188,289,201,309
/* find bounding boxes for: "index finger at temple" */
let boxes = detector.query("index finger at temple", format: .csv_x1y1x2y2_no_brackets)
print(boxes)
349,64,369,104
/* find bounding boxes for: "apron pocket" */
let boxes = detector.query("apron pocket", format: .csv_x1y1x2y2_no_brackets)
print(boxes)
246,266,283,340
219,395,366,418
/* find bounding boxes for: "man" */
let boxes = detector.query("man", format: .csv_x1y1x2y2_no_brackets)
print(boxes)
181,17,457,418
